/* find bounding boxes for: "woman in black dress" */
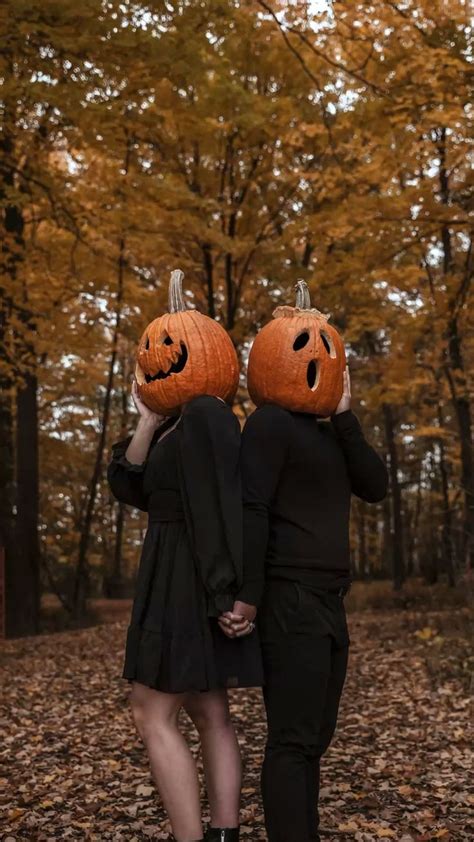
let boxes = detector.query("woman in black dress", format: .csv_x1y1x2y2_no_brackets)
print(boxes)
107,377,262,842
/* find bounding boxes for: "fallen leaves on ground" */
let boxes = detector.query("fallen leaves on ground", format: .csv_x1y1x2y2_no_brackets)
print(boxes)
1,608,471,840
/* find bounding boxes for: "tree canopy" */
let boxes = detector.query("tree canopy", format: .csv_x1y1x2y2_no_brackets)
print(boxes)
0,0,472,634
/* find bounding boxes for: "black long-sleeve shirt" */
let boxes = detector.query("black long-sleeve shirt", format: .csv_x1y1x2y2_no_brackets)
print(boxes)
237,405,389,606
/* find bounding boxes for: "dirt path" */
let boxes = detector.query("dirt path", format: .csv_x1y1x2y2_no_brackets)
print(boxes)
1,609,471,840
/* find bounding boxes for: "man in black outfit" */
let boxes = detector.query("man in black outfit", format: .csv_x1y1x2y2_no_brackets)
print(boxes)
223,365,388,842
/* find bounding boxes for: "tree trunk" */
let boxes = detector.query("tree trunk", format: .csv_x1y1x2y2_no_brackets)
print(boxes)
436,406,455,585
357,502,367,579
11,369,41,636
382,402,405,590
1,113,40,635
423,454,439,584
73,235,126,618
302,239,313,269
437,127,473,572
411,465,423,576
0,303,15,633
405,506,414,578
202,242,215,318
380,493,392,579
444,320,473,574
110,358,130,590
225,209,238,330
73,133,133,617
0,88,16,593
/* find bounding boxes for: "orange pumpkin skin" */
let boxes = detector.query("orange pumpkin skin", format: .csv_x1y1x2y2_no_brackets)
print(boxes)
135,270,239,416
247,282,346,416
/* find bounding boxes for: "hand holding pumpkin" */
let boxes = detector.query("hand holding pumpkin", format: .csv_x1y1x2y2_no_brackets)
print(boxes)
131,378,165,430
333,366,351,415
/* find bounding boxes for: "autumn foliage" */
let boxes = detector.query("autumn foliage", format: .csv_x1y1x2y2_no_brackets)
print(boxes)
0,0,472,636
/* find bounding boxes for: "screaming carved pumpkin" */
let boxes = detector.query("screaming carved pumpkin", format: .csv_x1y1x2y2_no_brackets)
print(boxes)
247,280,346,416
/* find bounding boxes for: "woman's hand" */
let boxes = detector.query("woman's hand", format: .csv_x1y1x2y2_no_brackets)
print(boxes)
218,600,257,639
131,379,165,430
124,379,167,465
333,366,351,415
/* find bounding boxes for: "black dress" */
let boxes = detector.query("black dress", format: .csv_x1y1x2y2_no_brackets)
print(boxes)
107,395,263,694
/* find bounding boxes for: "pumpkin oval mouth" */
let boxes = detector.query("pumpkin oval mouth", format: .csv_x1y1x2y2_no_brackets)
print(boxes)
141,341,189,383
306,359,320,391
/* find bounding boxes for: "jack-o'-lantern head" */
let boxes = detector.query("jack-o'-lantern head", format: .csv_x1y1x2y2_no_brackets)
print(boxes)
135,269,239,415
247,280,346,416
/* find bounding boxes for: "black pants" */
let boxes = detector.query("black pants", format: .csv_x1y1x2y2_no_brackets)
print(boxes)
258,579,350,842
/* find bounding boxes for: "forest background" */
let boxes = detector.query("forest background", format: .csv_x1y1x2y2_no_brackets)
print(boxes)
1,0,472,638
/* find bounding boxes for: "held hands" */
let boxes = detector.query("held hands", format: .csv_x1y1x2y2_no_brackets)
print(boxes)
333,366,351,415
218,601,257,639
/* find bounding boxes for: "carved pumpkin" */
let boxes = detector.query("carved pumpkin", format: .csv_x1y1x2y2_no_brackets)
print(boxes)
247,280,346,416
135,269,239,415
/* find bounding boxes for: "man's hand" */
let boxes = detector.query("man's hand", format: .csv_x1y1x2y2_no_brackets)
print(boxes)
334,366,351,415
218,601,257,638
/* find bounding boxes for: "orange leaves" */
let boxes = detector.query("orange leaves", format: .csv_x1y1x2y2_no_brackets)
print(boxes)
1,604,472,838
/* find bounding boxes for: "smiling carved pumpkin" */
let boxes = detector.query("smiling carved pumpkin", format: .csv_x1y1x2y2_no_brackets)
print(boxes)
247,280,346,416
135,269,239,415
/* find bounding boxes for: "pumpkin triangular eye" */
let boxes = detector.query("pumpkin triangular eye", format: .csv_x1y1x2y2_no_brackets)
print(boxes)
158,330,174,346
293,331,309,351
145,336,150,350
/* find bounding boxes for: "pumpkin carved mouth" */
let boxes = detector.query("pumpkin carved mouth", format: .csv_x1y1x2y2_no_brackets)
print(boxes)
306,359,320,390
144,341,188,382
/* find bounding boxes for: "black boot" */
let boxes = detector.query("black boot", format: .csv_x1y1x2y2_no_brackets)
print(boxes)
204,828,239,841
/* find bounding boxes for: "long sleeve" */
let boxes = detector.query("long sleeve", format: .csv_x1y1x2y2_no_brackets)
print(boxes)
107,435,149,512
177,396,243,618
238,405,291,607
330,409,388,503
106,419,174,512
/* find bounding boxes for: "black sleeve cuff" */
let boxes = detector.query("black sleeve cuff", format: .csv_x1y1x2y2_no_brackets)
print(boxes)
330,408,363,437
234,579,265,608
111,440,146,473
207,591,235,617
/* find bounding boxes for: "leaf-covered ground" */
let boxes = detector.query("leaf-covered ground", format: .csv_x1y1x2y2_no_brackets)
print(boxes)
1,608,471,841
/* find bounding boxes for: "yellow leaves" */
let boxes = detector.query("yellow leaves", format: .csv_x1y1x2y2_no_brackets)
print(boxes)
412,425,450,439
414,627,444,646
414,626,437,640
325,223,355,240
397,784,414,797
7,808,24,821
76,763,94,775
135,784,154,797
284,122,328,146
338,819,397,837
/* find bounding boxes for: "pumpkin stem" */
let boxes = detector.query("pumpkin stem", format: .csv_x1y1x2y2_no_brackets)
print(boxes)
295,279,311,310
168,269,187,313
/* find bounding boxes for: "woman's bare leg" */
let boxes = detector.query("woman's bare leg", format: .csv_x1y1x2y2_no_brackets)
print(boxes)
185,689,241,828
130,682,203,841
